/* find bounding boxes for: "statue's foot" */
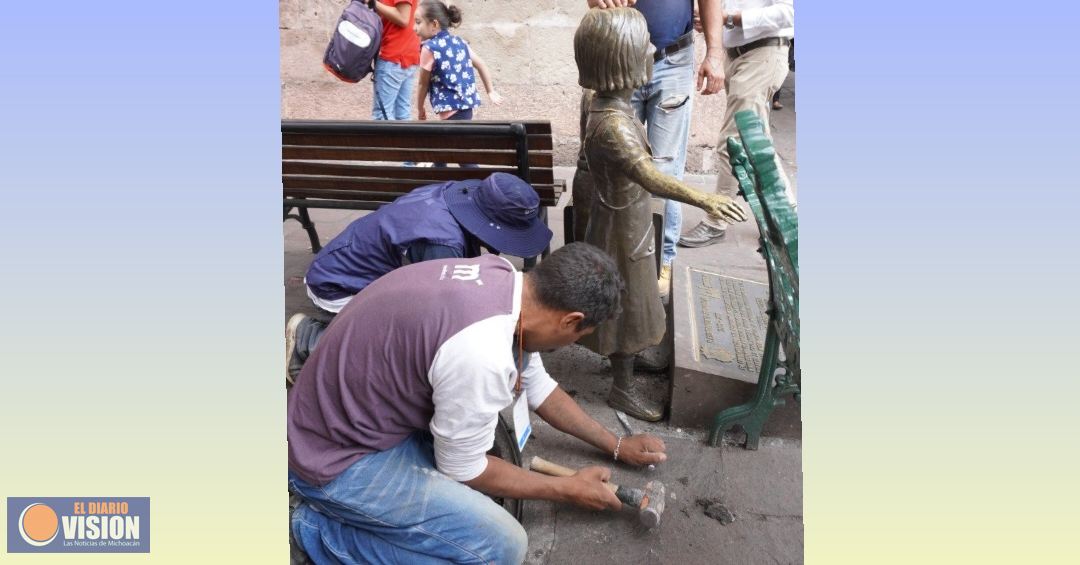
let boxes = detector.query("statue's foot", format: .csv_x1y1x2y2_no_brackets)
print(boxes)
607,385,664,422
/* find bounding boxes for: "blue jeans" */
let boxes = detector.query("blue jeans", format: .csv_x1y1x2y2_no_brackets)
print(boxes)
630,46,695,266
289,432,527,564
372,59,418,120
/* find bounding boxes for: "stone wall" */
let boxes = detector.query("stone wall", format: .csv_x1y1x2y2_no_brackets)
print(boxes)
280,0,728,172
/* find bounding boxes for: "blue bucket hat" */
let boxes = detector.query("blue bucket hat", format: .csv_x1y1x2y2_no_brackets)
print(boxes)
443,173,553,258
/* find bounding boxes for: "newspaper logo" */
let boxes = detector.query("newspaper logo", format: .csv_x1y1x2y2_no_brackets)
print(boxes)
7,497,149,553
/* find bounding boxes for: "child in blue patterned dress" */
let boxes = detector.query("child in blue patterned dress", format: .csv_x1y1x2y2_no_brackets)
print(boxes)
413,0,502,122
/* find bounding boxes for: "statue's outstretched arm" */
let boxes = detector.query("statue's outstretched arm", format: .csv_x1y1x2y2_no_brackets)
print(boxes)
627,159,748,224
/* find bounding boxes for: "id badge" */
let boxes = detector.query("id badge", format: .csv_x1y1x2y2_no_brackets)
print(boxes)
512,390,531,451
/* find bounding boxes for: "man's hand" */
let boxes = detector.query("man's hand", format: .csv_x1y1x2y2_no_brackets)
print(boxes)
617,434,667,466
417,107,427,120
561,466,622,511
696,54,725,95
488,90,504,105
704,194,748,223
588,0,636,8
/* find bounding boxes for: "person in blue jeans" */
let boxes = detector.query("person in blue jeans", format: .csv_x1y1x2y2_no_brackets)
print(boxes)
371,0,421,120
589,0,728,297
288,244,669,564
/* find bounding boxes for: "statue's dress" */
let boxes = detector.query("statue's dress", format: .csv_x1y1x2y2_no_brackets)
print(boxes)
579,96,665,356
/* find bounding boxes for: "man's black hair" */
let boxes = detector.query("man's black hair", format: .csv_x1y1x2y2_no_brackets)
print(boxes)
527,242,624,329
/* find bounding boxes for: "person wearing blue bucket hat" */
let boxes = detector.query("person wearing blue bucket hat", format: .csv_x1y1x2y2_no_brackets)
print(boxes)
285,172,552,385
442,172,552,259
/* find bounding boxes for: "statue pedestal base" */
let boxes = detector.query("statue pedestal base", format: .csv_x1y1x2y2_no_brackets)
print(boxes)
668,264,769,429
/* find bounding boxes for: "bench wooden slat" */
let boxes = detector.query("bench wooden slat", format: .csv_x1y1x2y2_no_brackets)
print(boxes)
283,146,553,168
282,119,552,135
284,184,563,207
283,175,560,197
283,132,553,151
282,162,555,185
282,120,563,256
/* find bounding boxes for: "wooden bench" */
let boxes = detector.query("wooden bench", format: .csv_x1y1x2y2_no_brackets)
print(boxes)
708,110,800,449
282,119,565,262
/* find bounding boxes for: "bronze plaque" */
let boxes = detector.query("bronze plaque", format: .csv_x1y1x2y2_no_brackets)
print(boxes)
689,269,769,382
669,266,769,427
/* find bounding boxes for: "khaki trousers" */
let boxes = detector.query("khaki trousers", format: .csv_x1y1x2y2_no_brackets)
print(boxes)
707,44,795,228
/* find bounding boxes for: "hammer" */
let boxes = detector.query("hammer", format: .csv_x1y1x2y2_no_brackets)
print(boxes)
529,456,666,529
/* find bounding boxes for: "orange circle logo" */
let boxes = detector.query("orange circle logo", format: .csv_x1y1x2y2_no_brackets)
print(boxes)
19,503,59,546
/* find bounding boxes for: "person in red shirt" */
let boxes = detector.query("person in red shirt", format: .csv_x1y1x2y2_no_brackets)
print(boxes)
371,0,421,120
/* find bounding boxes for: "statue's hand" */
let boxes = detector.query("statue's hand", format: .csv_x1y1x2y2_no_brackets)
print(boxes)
705,195,748,223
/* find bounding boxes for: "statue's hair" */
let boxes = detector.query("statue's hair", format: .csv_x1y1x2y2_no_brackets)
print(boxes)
574,8,652,92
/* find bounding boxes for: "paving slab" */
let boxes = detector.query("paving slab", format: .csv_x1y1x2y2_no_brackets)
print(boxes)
518,345,802,565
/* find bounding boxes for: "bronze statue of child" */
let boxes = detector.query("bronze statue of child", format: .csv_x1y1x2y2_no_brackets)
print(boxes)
574,7,747,421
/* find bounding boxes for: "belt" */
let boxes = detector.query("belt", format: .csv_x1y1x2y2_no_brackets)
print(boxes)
653,31,695,62
727,37,790,60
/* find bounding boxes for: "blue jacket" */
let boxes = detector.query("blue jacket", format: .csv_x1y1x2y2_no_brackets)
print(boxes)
305,182,477,301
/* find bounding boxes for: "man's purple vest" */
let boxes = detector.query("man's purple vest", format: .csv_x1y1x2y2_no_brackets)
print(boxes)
305,182,470,301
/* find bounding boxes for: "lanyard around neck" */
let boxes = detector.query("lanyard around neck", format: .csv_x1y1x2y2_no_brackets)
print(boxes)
515,313,524,397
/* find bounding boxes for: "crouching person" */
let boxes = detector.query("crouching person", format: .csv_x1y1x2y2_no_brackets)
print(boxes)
286,172,553,385
287,243,668,564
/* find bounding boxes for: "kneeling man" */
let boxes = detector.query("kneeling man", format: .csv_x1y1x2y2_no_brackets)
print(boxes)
288,243,667,564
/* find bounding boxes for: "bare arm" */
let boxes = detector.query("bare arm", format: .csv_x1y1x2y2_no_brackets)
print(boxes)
416,67,431,119
374,0,412,28
464,455,621,511
696,0,725,94
469,49,502,104
535,386,666,466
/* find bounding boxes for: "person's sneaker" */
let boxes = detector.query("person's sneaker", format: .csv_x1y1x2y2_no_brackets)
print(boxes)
285,313,308,387
678,221,727,248
658,264,672,299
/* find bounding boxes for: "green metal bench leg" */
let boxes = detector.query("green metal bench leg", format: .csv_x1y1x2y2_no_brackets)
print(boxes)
709,326,783,450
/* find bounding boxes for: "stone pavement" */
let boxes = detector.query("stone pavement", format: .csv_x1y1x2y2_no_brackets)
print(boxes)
283,76,801,564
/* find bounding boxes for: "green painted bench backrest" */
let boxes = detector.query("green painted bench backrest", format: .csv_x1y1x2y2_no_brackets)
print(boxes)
727,110,800,384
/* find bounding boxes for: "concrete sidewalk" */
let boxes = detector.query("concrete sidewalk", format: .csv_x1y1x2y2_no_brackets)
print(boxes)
283,75,801,564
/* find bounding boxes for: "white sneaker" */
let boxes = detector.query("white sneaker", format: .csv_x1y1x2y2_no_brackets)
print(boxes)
285,313,308,387
678,222,727,248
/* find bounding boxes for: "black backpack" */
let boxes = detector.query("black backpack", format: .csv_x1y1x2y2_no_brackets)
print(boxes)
323,0,383,82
